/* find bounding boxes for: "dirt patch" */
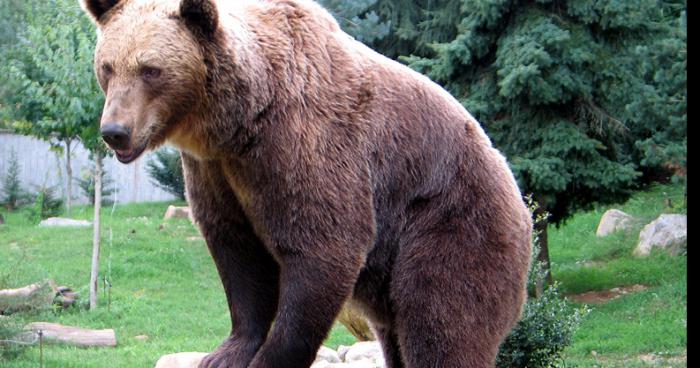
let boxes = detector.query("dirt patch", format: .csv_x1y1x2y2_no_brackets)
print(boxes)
568,284,648,304
637,352,687,365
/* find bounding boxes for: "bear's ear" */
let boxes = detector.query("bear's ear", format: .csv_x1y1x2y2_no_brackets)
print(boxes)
180,0,219,38
80,0,121,24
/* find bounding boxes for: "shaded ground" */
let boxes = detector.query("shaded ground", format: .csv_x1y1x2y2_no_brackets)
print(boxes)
567,284,648,304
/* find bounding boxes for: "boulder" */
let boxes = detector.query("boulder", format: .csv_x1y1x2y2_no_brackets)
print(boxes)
311,359,382,368
163,206,193,221
596,209,635,237
345,341,384,364
634,214,687,256
155,352,208,368
38,217,91,227
315,345,342,364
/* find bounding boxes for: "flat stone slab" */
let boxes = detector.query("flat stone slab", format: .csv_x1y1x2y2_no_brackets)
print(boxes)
39,217,91,227
155,352,208,368
163,206,193,221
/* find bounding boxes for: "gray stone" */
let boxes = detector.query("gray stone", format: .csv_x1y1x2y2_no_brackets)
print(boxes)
154,352,208,368
596,209,635,237
38,217,91,227
345,341,384,364
315,345,342,364
337,345,351,361
163,206,193,221
635,214,687,256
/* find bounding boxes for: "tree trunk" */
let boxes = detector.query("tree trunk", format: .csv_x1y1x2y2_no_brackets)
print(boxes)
65,139,72,216
534,216,553,297
89,152,103,310
0,282,53,314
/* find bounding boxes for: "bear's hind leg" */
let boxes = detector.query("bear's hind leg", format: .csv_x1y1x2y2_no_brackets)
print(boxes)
391,230,526,368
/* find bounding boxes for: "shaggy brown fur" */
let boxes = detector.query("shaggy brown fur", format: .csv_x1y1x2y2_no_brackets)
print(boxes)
82,0,533,367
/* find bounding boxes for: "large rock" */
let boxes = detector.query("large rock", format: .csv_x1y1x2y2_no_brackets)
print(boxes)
155,352,208,368
596,209,635,237
38,217,91,227
345,341,384,365
315,345,342,364
634,214,687,256
311,359,383,368
163,206,193,221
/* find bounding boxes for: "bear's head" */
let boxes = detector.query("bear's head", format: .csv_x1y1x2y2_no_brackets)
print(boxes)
81,0,219,163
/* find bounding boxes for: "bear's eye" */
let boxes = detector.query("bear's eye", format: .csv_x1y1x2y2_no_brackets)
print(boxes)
141,66,162,80
102,64,114,77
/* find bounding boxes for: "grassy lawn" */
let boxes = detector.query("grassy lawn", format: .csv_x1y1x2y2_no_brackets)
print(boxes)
0,202,355,367
550,183,687,367
0,183,686,367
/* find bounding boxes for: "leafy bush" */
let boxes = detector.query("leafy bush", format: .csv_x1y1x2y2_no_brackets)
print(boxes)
146,147,185,200
1,149,30,210
75,164,116,205
25,185,63,223
496,200,589,368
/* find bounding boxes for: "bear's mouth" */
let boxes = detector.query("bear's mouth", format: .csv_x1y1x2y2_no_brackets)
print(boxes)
114,142,147,164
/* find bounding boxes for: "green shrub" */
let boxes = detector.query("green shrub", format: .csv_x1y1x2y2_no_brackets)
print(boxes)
146,147,185,200
1,149,30,210
75,164,116,205
25,185,63,223
496,199,589,368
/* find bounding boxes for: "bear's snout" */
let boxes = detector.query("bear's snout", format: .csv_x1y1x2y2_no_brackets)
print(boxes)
101,123,131,150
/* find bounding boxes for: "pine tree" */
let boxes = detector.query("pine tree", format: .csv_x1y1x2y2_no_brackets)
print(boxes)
1,149,28,210
347,0,685,286
146,148,186,200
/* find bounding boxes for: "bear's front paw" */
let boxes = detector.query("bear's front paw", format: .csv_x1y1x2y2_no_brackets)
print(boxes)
198,351,236,368
198,337,261,368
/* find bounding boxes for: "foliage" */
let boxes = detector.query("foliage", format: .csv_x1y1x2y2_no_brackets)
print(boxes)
1,0,104,152
332,0,686,228
319,0,391,43
0,150,30,211
25,185,64,223
496,199,588,367
146,148,186,200
497,282,587,368
75,165,116,206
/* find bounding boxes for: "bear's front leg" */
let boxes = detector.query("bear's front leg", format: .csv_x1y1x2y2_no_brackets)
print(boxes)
247,257,365,368
183,156,280,368
246,176,375,368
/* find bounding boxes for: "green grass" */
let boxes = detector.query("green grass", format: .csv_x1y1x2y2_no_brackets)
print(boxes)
0,183,686,367
549,183,687,367
0,201,356,367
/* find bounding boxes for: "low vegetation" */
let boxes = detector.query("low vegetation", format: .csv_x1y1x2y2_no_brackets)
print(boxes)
0,183,686,367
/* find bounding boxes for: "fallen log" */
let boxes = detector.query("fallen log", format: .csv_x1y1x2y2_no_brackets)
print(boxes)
0,281,78,315
0,282,53,314
24,322,117,347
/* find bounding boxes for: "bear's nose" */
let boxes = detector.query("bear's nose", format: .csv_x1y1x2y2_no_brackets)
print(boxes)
101,123,131,150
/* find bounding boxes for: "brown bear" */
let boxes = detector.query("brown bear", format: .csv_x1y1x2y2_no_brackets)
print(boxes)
81,0,533,367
